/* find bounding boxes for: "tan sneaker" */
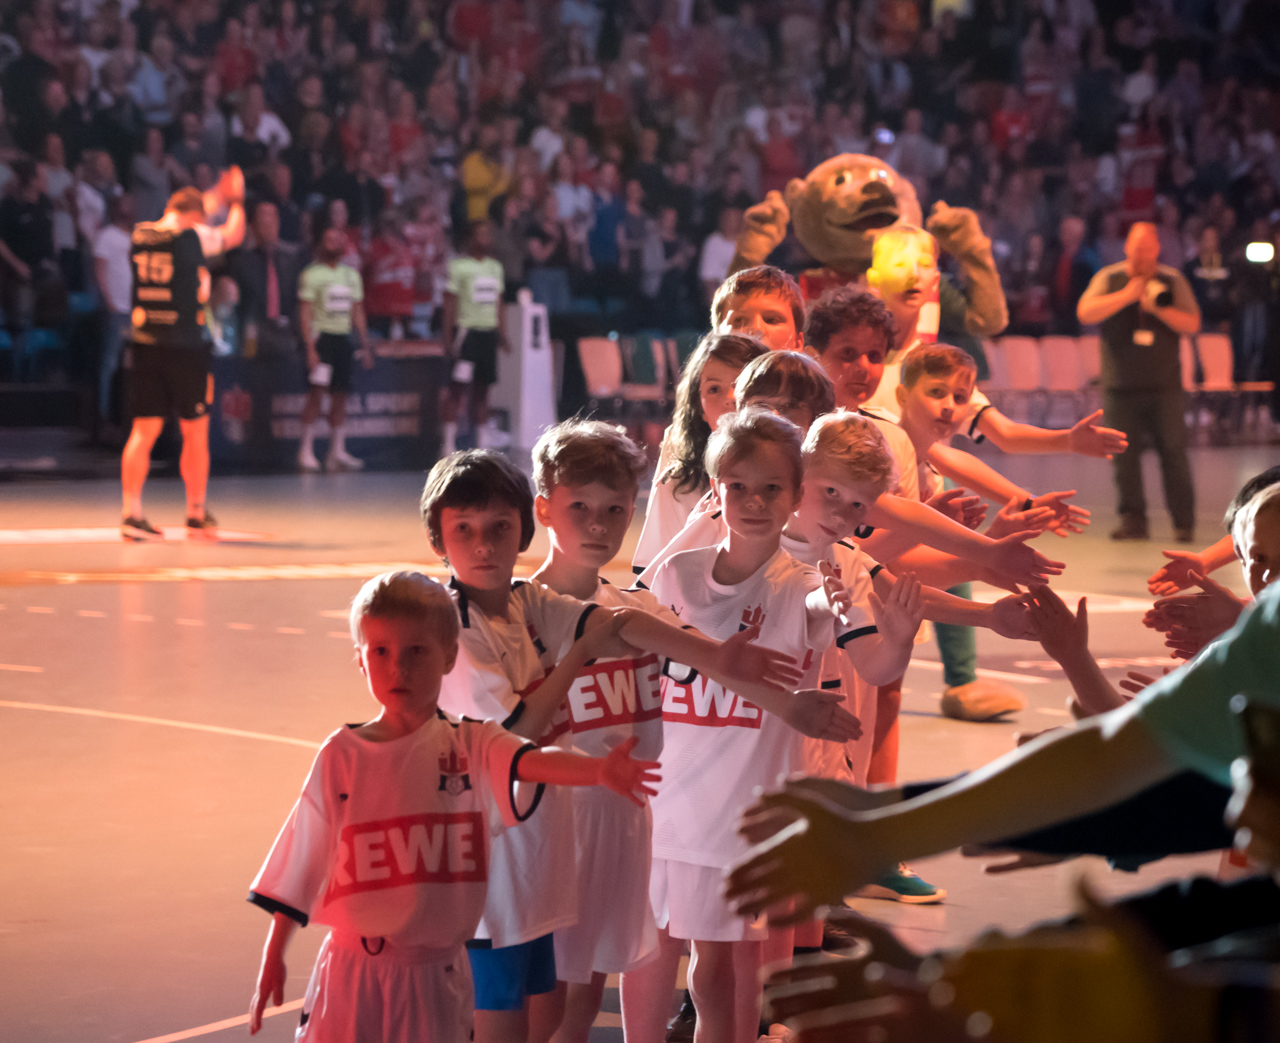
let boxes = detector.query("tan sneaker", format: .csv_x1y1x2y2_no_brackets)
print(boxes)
940,680,1026,722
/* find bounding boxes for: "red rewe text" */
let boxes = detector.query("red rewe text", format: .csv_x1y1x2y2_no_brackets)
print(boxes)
660,675,762,729
568,654,663,732
324,812,485,904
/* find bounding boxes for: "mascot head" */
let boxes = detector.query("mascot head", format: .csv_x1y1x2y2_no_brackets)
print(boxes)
783,155,923,274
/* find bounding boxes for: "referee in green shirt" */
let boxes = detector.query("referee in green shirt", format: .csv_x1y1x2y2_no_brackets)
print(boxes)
441,219,507,455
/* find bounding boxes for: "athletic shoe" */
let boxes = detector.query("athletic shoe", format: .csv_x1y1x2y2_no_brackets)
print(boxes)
186,510,218,536
327,448,365,472
122,516,164,541
940,680,1026,722
665,990,696,1043
298,447,322,473
821,918,861,952
856,864,945,904
1109,515,1149,541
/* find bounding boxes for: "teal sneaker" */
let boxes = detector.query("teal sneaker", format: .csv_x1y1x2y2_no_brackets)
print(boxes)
856,864,946,904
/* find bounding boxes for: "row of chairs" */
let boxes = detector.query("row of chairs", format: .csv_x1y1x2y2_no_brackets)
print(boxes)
982,333,1277,439
577,331,702,417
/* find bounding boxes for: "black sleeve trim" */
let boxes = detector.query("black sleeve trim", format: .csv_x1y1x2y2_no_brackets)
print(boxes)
820,678,842,690
501,702,526,730
632,578,649,590
248,892,309,926
465,938,493,950
574,602,601,641
632,564,645,575
836,625,879,648
510,743,546,823
868,564,884,579
967,403,994,442
853,524,876,539
663,660,698,684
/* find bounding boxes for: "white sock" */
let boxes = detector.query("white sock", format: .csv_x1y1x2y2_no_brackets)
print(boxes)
300,423,316,457
441,421,457,456
330,425,346,457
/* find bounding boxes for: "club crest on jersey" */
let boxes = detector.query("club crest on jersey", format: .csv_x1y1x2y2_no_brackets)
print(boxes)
438,749,472,796
739,605,765,631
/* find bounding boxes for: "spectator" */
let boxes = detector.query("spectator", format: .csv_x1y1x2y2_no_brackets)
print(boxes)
195,71,230,169
587,159,625,302
229,82,291,166
131,126,185,223
2,15,57,158
699,205,742,306
362,210,417,337
130,34,186,128
231,200,303,356
525,194,573,315
75,150,118,247
651,205,696,326
216,17,259,98
529,96,569,174
0,158,56,373
1048,215,1099,335
264,162,302,244
1006,231,1053,336
459,122,510,223
93,192,135,421
40,134,77,288
1185,225,1232,333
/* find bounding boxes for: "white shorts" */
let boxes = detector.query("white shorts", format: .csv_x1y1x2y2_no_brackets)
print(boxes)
297,932,472,1043
649,857,767,943
554,788,659,983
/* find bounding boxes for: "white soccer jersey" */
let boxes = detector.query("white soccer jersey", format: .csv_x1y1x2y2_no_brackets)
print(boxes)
635,499,726,591
857,404,920,503
781,532,883,785
436,579,592,946
915,457,945,501
647,545,835,868
633,441,706,574
249,714,529,948
863,338,991,438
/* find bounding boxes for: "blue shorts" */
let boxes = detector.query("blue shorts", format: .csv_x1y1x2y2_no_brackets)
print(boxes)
466,933,557,1011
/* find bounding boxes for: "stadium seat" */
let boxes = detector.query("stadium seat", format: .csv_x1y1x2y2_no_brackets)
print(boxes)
576,336,625,418
1039,335,1084,425
996,336,1047,424
621,332,669,410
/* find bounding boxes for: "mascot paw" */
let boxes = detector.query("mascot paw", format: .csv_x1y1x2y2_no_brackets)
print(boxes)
737,190,790,266
927,200,990,259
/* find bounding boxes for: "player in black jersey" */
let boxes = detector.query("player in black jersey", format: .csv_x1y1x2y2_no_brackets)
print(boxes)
121,169,245,541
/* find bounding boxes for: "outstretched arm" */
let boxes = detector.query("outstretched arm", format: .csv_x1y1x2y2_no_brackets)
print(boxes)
517,736,660,806
973,407,1129,460
725,703,1176,923
1147,536,1237,596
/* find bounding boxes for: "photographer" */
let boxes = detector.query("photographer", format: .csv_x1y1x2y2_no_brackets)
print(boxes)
1077,222,1201,543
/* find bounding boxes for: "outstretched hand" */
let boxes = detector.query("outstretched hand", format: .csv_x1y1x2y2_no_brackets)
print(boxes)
600,736,661,807
1029,489,1090,537
717,624,804,689
986,498,1055,540
1142,570,1246,659
1147,549,1209,597
990,592,1037,640
726,783,879,925
1067,409,1129,459
818,559,855,625
1026,586,1089,664
925,486,987,530
780,689,863,744
869,572,924,647
985,530,1066,587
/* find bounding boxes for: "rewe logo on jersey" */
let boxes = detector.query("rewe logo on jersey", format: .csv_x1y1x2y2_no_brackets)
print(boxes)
661,674,762,729
568,653,663,732
324,811,486,904
438,749,472,795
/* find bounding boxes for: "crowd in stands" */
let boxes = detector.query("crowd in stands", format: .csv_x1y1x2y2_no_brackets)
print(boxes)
0,0,1278,395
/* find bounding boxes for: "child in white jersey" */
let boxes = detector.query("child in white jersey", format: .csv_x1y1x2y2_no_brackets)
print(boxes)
419,450,856,1043
246,571,660,1043
634,332,768,573
638,407,887,1043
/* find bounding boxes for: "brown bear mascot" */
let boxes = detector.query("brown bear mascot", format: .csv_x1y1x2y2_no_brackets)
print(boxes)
729,154,1008,343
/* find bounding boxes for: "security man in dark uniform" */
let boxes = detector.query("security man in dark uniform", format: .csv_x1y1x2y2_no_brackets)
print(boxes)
1077,221,1202,543
121,169,245,540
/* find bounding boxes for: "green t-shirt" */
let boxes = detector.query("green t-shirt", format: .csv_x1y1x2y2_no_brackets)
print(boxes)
447,255,504,331
1136,580,1280,786
299,262,363,336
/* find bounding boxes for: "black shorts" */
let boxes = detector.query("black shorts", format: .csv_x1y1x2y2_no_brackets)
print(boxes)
457,328,500,389
129,342,212,421
313,332,355,394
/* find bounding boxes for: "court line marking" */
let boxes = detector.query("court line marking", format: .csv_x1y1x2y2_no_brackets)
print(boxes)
0,526,275,545
0,664,43,673
0,701,322,749
129,999,304,1043
908,661,1049,684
